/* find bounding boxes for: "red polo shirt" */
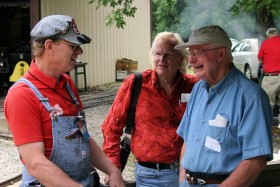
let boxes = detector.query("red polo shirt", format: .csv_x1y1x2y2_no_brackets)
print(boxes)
258,36,280,73
102,70,198,168
4,60,82,158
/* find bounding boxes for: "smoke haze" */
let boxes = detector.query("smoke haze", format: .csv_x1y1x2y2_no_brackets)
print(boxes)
169,0,280,43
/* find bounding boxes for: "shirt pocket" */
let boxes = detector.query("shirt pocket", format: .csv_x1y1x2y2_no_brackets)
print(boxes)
206,125,228,143
207,114,229,143
203,125,229,154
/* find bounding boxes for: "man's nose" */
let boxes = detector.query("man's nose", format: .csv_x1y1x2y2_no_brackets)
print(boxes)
188,56,197,64
75,46,83,55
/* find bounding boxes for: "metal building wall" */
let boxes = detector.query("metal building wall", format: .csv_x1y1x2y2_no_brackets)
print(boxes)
40,0,151,88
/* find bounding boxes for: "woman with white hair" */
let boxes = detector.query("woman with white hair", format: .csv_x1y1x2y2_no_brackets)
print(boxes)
102,31,198,186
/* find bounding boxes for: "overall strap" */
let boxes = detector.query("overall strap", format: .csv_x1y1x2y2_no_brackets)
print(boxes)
65,82,79,106
15,78,80,111
124,72,142,134
16,78,53,112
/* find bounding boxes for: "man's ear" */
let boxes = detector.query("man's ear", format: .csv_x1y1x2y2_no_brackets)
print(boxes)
218,48,226,62
44,39,54,54
221,48,227,57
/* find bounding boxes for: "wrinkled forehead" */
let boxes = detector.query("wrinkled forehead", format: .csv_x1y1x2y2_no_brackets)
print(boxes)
154,38,178,50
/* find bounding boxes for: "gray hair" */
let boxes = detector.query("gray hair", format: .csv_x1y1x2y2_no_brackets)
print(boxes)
149,32,187,74
266,28,278,37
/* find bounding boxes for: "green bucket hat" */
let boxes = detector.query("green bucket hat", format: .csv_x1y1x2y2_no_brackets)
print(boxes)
175,25,231,50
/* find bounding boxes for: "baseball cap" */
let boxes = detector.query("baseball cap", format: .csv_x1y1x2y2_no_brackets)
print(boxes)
175,25,231,50
30,15,91,45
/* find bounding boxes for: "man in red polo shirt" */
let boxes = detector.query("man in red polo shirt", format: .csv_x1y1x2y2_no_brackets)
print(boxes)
4,15,124,187
258,28,280,120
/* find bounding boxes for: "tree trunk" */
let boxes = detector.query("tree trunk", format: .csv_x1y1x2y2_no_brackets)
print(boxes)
255,0,275,37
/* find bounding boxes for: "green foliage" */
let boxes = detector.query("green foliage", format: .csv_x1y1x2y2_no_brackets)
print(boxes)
229,0,280,36
229,0,280,17
152,0,187,39
168,0,262,40
88,0,280,39
89,0,186,32
88,0,137,29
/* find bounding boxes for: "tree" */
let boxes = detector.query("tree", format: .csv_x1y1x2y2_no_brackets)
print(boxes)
168,0,258,40
88,0,137,29
89,0,280,40
152,0,187,38
88,0,186,33
229,0,280,36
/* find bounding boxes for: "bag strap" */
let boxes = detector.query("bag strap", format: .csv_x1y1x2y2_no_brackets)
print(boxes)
124,72,142,135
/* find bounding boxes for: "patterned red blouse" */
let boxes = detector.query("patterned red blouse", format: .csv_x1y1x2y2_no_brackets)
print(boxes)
102,69,198,168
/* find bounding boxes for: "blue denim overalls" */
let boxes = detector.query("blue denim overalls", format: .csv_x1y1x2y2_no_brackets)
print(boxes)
16,78,95,187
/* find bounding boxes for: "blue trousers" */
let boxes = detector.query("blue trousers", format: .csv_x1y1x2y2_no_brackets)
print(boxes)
135,162,179,187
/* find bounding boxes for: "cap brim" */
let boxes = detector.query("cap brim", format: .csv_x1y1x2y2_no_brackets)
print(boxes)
174,43,189,50
61,32,91,45
174,40,229,50
174,40,210,50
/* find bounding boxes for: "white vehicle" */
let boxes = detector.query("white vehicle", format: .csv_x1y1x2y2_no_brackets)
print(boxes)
232,38,260,83
230,38,239,50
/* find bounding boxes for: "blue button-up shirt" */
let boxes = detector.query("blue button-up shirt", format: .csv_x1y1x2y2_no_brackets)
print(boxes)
177,66,273,175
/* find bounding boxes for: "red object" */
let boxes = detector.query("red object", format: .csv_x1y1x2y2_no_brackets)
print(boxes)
4,60,82,158
102,70,198,167
258,36,280,73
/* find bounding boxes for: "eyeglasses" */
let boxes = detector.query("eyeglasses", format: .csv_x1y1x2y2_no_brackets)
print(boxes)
187,47,224,58
153,51,178,59
59,40,81,52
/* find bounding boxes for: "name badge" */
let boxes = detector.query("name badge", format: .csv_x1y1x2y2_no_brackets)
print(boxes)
181,93,190,103
76,116,90,142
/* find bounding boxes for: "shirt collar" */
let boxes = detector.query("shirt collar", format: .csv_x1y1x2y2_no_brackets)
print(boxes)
202,65,238,94
151,69,183,88
28,60,67,89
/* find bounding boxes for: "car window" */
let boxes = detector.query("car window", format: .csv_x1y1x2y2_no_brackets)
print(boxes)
232,41,244,52
241,41,251,52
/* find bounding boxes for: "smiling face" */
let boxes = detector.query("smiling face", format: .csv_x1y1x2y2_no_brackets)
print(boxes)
152,38,182,80
34,39,84,79
56,39,83,72
188,44,230,86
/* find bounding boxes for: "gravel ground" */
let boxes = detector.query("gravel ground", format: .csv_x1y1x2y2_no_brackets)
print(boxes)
0,139,23,183
0,104,136,184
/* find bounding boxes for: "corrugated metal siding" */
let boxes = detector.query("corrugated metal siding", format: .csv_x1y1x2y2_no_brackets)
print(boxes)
40,0,151,88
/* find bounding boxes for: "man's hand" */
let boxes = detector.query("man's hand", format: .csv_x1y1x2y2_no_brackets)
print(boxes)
103,174,110,186
103,169,125,187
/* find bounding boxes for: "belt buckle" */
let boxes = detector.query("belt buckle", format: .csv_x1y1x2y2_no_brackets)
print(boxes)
197,178,206,185
170,160,179,169
186,174,206,185
186,174,195,184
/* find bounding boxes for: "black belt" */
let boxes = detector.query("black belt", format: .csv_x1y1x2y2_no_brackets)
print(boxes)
138,161,179,170
264,73,280,76
186,170,229,181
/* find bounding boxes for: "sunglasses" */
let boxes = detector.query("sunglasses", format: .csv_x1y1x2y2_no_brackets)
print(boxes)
59,40,81,52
